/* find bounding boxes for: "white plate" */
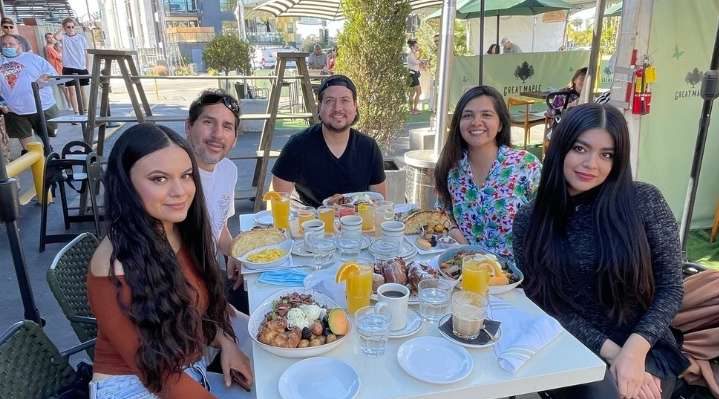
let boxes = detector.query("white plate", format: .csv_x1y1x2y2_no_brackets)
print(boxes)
407,234,460,255
322,191,384,207
292,239,337,257
388,309,423,338
248,289,352,358
239,240,293,270
253,210,273,226
437,314,502,349
279,357,360,399
368,239,417,260
397,336,474,384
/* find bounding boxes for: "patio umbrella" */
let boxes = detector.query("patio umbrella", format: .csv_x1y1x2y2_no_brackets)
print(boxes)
428,0,575,49
254,0,444,20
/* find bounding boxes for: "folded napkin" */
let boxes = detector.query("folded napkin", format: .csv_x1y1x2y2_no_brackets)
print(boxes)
490,294,563,374
257,269,308,286
303,271,347,308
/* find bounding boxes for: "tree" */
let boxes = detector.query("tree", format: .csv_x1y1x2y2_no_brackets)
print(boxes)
203,35,253,76
336,0,412,149
416,18,472,78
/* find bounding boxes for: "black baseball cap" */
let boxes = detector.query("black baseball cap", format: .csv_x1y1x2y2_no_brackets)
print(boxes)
317,74,357,101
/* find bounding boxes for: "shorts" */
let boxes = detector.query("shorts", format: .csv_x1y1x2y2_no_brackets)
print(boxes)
89,357,210,399
409,70,421,87
4,105,58,139
63,67,90,86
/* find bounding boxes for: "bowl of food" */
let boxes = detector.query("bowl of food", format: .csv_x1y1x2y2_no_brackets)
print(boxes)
248,290,351,358
238,239,293,270
436,246,523,294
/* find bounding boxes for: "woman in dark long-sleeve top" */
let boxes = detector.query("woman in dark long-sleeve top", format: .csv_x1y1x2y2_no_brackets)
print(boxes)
512,104,688,399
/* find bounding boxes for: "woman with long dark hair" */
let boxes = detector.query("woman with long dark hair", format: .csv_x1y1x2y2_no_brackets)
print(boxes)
87,123,253,398
513,104,687,398
435,86,541,263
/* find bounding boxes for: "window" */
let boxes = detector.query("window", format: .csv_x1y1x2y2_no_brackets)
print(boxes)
165,0,197,13
220,0,237,13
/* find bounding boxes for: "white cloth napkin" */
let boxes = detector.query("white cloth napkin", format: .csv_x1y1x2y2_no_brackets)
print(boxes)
490,295,563,374
303,270,348,309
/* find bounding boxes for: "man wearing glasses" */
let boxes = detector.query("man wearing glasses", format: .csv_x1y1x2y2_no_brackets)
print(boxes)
54,18,89,114
1,17,31,52
272,75,387,207
185,89,248,313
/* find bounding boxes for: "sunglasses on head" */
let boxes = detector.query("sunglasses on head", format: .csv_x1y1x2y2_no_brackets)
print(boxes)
202,93,240,115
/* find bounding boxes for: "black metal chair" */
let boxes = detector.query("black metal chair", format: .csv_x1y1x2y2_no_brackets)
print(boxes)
39,142,103,251
47,232,99,359
0,320,92,398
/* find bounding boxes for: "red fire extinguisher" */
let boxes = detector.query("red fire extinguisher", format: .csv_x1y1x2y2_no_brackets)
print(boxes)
631,56,655,115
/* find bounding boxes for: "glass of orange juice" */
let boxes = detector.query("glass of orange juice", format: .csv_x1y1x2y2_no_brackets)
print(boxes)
269,192,290,230
296,206,316,234
461,255,491,295
337,261,373,314
357,203,375,233
317,205,335,234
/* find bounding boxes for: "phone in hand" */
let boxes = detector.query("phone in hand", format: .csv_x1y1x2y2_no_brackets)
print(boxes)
230,368,251,392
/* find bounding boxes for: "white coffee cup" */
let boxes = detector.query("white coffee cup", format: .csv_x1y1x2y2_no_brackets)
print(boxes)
381,220,405,249
340,215,363,240
376,283,409,331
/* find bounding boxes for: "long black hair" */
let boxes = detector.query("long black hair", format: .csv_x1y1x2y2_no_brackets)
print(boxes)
104,123,234,392
521,104,654,324
435,85,512,208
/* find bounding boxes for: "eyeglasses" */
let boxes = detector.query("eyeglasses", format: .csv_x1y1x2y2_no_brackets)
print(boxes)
201,93,240,115
1,25,13,30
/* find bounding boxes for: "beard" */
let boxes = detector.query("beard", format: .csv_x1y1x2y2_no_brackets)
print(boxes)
320,115,354,133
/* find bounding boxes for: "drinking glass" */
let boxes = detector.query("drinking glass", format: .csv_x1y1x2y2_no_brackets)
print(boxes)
357,202,375,233
461,255,491,295
310,237,335,271
373,201,395,237
451,291,487,340
338,204,355,218
337,231,362,259
270,192,290,230
296,206,316,234
317,205,335,234
345,262,373,314
355,305,391,356
418,278,452,323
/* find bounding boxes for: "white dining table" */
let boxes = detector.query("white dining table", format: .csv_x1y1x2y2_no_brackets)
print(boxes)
237,213,606,399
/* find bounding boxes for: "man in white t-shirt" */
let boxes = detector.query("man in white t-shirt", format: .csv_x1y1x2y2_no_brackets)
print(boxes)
54,17,89,114
0,34,59,151
185,89,246,312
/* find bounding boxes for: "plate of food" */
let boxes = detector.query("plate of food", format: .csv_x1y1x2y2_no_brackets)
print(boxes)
238,239,293,270
322,191,385,208
371,258,441,304
230,227,287,258
435,246,524,294
248,290,351,358
403,209,453,236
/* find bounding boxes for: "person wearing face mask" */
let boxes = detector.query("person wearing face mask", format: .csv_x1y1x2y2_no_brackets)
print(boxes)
0,34,59,151
0,17,31,52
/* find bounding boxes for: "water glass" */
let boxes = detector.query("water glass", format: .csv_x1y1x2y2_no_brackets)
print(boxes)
373,201,395,237
337,234,362,259
311,237,335,271
355,305,391,356
418,278,452,323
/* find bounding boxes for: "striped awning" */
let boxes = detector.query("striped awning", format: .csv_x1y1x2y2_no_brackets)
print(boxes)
254,0,444,21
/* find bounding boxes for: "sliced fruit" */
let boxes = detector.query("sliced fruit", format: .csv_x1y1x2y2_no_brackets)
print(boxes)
327,308,349,335
262,191,282,202
335,262,360,283
489,273,510,286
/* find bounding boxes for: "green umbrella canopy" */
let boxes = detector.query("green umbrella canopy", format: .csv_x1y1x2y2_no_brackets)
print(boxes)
426,0,574,20
605,2,622,17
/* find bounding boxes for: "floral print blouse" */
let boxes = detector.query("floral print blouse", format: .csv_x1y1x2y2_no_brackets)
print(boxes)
446,146,541,263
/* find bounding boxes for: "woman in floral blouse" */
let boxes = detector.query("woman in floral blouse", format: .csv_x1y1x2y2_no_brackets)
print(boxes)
435,85,541,263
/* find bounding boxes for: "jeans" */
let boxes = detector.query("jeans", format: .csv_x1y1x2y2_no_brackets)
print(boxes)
89,357,210,399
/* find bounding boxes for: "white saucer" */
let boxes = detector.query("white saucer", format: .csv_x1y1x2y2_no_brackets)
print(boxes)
292,239,337,257
369,239,417,260
253,210,273,226
278,357,360,399
388,309,422,338
397,336,474,385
